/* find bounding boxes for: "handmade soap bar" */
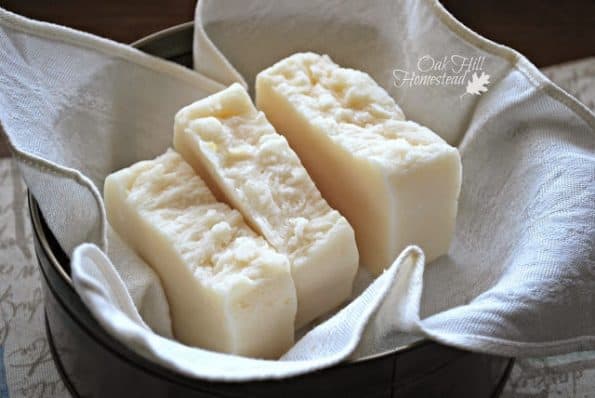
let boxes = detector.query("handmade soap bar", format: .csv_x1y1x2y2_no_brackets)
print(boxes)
104,149,296,358
256,53,462,275
174,84,359,327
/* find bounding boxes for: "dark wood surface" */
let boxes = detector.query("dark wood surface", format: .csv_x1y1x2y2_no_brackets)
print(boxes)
0,0,196,46
442,0,595,67
0,0,593,157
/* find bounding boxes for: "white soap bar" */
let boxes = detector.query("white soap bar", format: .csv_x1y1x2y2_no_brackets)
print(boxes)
104,149,296,358
256,53,462,275
174,84,359,327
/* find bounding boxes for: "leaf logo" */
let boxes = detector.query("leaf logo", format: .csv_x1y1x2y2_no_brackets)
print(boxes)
461,72,490,99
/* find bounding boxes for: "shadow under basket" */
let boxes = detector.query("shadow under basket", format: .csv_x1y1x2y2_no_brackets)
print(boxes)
29,22,513,398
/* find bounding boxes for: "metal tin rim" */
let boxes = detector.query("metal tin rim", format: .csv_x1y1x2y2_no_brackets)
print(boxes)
29,21,427,366
131,21,194,49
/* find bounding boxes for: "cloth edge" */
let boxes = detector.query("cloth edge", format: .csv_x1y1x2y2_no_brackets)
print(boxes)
0,7,226,93
426,0,595,133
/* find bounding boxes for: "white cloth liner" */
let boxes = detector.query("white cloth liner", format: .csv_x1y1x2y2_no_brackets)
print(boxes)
0,0,593,382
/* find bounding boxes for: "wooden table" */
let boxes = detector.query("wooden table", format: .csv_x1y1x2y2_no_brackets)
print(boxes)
0,0,593,157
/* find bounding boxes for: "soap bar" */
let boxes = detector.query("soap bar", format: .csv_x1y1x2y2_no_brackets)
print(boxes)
104,149,296,358
256,53,462,275
174,84,359,327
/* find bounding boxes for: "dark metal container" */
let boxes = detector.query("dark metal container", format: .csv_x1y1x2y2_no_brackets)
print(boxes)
29,22,513,398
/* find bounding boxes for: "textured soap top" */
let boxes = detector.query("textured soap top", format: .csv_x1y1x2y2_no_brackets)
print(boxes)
176,85,345,263
257,52,456,171
123,149,289,287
